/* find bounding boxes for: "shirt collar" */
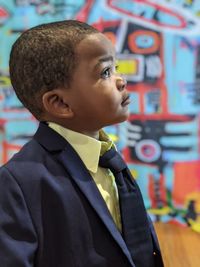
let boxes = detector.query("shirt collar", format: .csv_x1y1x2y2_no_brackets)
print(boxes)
48,122,113,173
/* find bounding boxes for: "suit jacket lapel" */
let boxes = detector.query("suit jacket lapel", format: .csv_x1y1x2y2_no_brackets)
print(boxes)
34,123,134,266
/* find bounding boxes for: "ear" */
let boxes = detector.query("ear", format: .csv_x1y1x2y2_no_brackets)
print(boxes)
42,88,74,119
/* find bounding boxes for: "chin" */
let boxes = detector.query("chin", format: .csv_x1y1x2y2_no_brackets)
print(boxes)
109,115,129,126
118,112,129,122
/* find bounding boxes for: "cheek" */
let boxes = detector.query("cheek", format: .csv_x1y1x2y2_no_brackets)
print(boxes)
98,83,119,101
105,92,120,108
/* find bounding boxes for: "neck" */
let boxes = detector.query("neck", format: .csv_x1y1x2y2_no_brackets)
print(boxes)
80,130,99,140
45,116,104,140
46,119,101,140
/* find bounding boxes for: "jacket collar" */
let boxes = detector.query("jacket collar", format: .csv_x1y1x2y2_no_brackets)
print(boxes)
48,122,102,173
34,122,68,151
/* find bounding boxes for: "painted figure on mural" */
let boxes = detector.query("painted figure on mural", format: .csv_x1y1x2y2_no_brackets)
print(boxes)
0,20,164,267
76,0,200,230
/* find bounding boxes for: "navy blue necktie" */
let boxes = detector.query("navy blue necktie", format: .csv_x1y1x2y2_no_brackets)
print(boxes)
99,148,155,267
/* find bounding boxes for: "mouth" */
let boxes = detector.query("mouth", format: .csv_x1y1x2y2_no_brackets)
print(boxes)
121,94,131,107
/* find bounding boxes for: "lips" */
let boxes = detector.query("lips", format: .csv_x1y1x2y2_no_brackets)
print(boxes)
121,94,131,106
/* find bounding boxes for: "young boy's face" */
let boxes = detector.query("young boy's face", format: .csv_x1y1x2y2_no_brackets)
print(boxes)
62,32,130,132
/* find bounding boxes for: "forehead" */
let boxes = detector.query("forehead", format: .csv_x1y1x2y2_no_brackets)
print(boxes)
75,33,115,61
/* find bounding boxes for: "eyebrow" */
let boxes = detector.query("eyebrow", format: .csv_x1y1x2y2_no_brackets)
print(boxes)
94,55,114,69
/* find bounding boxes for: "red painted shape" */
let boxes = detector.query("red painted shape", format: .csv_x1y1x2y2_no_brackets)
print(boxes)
172,161,200,206
107,0,187,29
75,0,95,22
0,7,9,19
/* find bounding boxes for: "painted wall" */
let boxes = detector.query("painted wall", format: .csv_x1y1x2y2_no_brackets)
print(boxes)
0,0,200,232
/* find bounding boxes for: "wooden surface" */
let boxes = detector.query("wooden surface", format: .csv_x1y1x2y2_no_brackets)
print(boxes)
154,222,200,267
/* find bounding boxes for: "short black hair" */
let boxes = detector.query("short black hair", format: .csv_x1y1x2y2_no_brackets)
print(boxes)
9,20,99,119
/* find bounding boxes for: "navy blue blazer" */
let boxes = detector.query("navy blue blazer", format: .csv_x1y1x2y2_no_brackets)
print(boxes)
0,122,164,267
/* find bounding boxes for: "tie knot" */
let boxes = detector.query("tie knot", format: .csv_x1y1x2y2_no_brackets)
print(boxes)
99,148,127,174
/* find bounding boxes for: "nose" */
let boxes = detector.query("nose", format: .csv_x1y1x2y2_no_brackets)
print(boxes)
116,76,127,91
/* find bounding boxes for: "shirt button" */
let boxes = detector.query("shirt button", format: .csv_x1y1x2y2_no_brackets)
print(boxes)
153,252,157,256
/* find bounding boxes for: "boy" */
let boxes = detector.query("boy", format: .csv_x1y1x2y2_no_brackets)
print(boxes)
0,20,164,267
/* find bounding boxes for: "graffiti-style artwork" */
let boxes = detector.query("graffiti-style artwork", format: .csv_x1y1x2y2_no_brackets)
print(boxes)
1,0,200,232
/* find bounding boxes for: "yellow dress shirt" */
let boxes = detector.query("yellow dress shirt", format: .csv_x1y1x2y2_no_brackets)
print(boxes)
48,122,122,231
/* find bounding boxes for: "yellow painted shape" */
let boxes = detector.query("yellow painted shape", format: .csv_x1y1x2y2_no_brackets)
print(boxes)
117,60,137,74
188,219,200,233
149,206,172,215
130,169,138,179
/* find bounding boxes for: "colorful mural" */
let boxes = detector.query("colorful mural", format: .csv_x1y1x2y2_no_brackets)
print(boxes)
0,0,200,232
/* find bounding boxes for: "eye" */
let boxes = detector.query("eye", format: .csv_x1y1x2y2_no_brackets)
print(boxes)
100,64,118,79
101,67,111,79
